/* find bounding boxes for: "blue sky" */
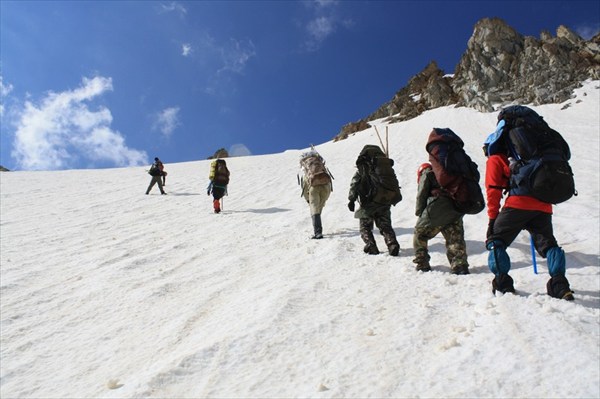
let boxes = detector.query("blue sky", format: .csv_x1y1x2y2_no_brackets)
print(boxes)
1,1,598,171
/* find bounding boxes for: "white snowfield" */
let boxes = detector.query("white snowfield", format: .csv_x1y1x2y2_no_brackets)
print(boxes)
1,81,599,398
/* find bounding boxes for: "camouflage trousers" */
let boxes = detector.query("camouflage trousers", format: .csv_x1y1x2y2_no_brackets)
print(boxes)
413,218,468,269
359,214,398,250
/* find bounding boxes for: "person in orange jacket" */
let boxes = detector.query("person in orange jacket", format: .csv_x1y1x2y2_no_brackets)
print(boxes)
483,117,573,300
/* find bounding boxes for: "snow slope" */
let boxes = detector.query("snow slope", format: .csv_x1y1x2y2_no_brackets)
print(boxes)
1,81,599,398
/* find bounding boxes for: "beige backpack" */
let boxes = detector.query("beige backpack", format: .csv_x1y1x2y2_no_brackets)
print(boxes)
300,151,331,187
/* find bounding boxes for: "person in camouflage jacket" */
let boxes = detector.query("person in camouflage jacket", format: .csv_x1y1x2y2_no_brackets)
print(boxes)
348,167,400,257
413,163,469,274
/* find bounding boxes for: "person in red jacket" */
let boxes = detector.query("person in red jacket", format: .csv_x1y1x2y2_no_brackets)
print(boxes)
484,118,574,300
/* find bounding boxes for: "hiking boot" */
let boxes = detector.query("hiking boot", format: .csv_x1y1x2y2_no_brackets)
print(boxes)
413,251,431,271
415,262,431,272
388,244,400,257
451,264,470,275
546,275,574,301
312,214,323,240
363,243,379,255
161,191,167,195
492,274,515,294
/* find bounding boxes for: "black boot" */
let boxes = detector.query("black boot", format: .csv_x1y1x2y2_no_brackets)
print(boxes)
547,275,574,301
388,244,400,256
311,214,323,239
359,219,378,253
382,228,399,256
492,274,515,294
363,243,380,255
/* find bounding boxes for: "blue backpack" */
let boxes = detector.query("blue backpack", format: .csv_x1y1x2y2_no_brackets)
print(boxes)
498,106,576,204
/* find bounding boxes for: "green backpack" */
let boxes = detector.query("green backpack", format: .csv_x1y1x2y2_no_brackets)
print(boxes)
356,145,402,206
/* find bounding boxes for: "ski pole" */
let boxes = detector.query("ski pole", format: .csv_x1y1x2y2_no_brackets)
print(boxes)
530,235,538,274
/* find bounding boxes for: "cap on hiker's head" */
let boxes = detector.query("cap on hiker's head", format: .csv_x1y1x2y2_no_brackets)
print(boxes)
484,119,505,155
154,157,159,161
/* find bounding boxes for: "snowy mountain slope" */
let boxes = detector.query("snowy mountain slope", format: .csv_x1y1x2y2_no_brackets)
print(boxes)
1,81,599,398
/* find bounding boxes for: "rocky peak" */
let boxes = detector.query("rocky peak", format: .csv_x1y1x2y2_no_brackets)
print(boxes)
453,18,599,111
333,17,599,141
208,148,229,160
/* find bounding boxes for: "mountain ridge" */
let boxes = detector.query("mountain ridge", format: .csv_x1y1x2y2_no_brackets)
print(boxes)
334,17,600,141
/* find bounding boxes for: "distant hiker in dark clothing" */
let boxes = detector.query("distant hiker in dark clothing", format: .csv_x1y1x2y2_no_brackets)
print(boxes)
413,162,469,274
347,145,401,256
299,149,333,239
207,158,230,214
146,157,167,195
483,106,574,300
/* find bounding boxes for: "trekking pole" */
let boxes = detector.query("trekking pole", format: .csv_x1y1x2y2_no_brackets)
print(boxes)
530,235,538,274
221,197,224,212
374,126,386,154
385,126,389,157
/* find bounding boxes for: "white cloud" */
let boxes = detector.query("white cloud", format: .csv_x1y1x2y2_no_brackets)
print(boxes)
312,0,339,9
182,43,192,57
73,126,149,167
154,107,180,137
160,1,187,16
307,16,335,43
229,143,251,157
302,0,352,51
1,76,13,97
1,76,14,117
218,39,257,74
185,32,256,94
11,76,147,170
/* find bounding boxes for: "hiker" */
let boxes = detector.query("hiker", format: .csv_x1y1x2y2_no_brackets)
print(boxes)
483,106,574,300
413,162,470,274
146,157,167,195
299,150,333,239
347,145,401,256
207,158,230,214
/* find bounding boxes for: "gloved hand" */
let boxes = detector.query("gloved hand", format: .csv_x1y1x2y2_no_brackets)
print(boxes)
486,219,496,240
348,201,355,212
207,190,211,196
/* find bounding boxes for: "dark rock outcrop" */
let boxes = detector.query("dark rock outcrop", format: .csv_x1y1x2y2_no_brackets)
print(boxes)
208,148,229,159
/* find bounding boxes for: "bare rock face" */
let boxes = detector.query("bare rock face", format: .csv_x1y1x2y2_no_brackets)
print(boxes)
453,18,600,111
208,148,229,159
333,61,456,141
335,120,371,142
333,17,599,141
